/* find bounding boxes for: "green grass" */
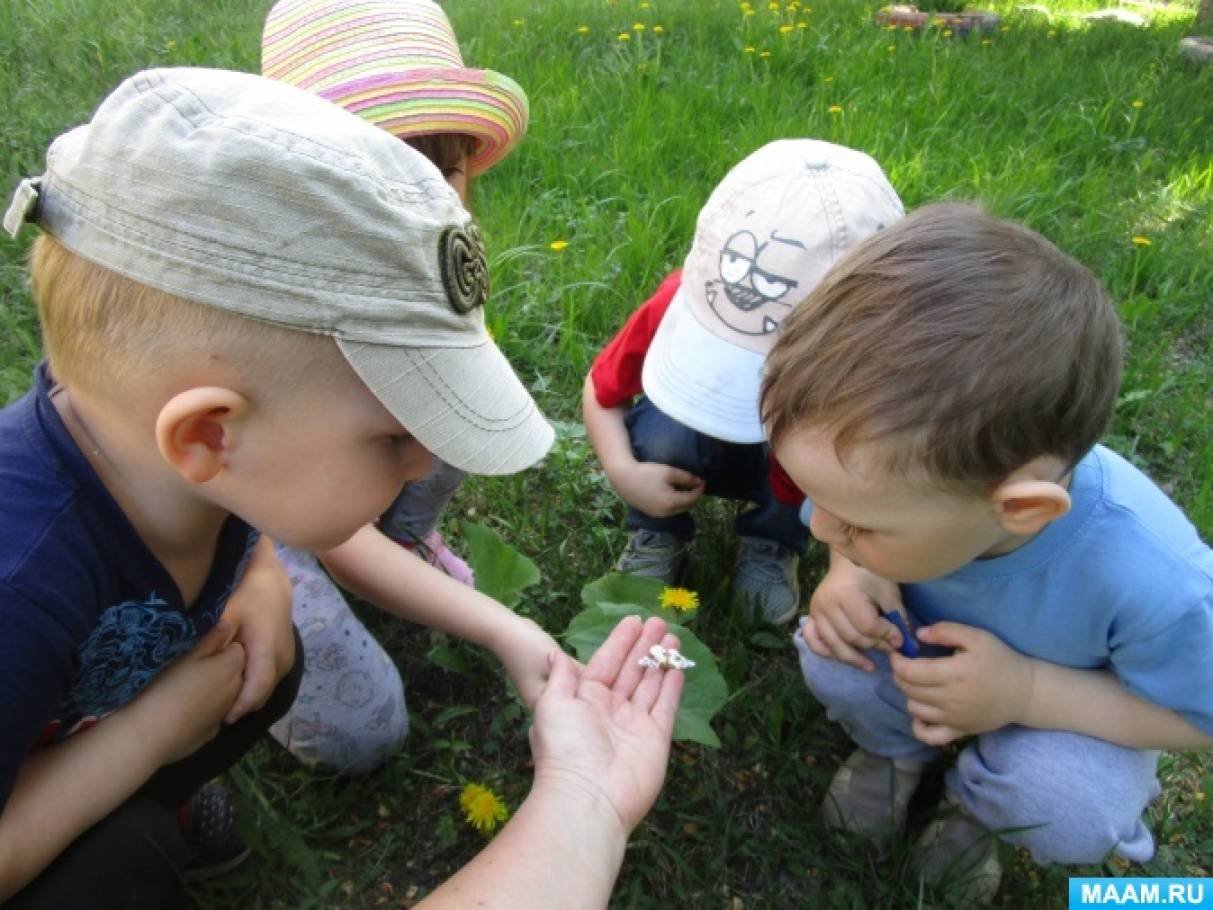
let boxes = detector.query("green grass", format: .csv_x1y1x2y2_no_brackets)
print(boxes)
2,0,1211,906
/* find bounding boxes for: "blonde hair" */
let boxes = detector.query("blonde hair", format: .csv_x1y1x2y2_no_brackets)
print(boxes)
761,203,1123,493
30,234,336,398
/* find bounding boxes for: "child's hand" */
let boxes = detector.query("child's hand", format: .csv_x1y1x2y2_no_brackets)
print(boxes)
529,616,684,834
219,537,296,724
493,616,565,709
803,550,906,672
890,622,1035,746
131,623,247,765
609,460,705,518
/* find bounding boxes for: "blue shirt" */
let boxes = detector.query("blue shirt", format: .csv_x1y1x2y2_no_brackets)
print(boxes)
900,446,1213,736
0,364,258,810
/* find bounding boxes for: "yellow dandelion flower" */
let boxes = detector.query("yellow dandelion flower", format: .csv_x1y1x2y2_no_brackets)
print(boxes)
828,104,843,113
768,0,779,10
885,23,898,30
904,24,914,31
653,24,665,34
759,49,771,57
660,587,700,612
744,45,756,53
744,8,755,15
460,783,509,834
166,38,177,50
640,0,650,6
942,28,953,37
550,239,569,251
577,25,590,34
797,21,808,29
633,21,645,31
740,1,753,9
1131,236,1151,247
1131,99,1144,109
618,31,631,40
779,24,794,34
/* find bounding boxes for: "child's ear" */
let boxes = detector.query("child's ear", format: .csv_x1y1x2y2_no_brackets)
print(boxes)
155,387,250,483
990,477,1071,537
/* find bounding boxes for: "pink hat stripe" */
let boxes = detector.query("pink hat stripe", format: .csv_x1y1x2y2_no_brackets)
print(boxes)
264,13,459,75
265,21,458,75
262,0,526,174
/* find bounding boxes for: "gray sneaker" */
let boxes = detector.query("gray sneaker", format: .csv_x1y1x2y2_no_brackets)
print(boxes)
732,536,800,624
822,749,926,857
615,530,687,584
913,793,1003,905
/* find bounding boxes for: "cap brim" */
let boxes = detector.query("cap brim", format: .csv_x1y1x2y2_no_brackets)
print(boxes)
641,289,766,444
339,337,553,475
327,69,528,175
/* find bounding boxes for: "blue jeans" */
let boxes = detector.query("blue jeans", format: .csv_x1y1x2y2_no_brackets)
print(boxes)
623,397,808,553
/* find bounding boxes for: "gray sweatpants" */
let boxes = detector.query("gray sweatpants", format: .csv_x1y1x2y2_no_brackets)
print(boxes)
270,546,408,773
794,624,1160,865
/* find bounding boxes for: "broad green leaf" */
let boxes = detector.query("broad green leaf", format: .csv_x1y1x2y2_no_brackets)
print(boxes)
564,604,729,748
427,642,474,676
582,572,702,625
581,572,667,610
462,521,541,608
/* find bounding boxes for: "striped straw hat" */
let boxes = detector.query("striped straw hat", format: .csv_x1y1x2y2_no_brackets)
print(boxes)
262,0,528,176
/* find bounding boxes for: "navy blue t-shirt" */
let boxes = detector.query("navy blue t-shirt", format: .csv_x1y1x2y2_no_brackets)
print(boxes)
0,364,258,811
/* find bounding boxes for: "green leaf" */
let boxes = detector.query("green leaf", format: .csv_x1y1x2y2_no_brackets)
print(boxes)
427,642,474,676
564,604,729,748
581,572,667,610
749,630,790,650
462,521,541,608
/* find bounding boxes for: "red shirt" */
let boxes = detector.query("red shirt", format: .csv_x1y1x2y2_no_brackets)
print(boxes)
589,270,682,409
589,269,806,508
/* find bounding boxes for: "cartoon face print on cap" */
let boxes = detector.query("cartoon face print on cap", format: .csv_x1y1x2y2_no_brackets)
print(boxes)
708,226,807,337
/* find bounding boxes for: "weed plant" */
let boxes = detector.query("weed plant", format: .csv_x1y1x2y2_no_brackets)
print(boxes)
1,0,1210,906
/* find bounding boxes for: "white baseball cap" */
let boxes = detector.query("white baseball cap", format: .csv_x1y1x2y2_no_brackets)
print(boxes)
641,139,904,443
4,67,553,475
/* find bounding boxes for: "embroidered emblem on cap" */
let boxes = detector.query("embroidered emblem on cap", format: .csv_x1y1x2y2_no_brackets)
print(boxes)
439,222,489,314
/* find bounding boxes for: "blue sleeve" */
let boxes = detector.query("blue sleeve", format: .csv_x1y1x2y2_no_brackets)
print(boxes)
1110,592,1213,737
0,582,78,813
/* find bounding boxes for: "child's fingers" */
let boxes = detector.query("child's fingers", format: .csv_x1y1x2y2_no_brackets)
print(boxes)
891,654,952,687
814,615,874,672
195,620,237,657
827,605,886,653
664,467,704,490
225,651,274,723
584,615,645,689
904,698,947,726
631,632,681,714
911,717,963,747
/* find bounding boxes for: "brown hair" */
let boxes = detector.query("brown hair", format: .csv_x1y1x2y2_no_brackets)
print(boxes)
405,133,476,177
761,202,1123,492
30,234,334,398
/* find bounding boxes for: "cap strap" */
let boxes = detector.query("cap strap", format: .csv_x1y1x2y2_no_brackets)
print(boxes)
4,177,42,240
